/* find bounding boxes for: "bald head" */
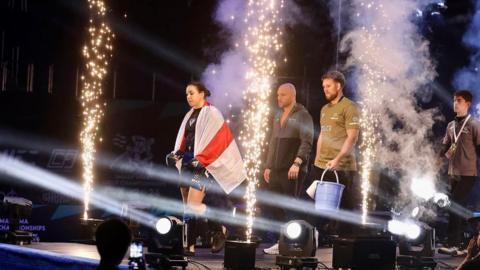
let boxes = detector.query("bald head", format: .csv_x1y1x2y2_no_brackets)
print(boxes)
277,83,296,109
278,83,296,95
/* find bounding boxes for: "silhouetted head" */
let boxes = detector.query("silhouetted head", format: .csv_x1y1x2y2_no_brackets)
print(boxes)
95,218,132,269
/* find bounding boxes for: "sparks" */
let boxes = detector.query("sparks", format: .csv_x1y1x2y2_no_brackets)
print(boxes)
353,1,389,224
240,0,284,242
81,0,114,220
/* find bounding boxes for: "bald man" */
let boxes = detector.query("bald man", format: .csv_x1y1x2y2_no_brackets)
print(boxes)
263,83,314,255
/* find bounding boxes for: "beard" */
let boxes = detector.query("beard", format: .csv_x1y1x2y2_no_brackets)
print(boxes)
325,91,339,102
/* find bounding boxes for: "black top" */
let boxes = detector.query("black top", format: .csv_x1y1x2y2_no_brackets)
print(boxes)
184,108,201,153
265,103,314,171
455,115,467,123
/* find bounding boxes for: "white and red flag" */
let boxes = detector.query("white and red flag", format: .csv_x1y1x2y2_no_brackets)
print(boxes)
173,103,246,194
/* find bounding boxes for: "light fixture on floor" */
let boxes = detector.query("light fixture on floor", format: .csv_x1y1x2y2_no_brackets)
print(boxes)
144,216,188,270
0,194,33,245
276,220,318,269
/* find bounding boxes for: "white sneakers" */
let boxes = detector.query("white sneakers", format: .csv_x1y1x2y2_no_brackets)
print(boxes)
263,243,279,255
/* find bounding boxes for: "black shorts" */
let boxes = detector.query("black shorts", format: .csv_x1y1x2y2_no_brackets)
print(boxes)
179,165,213,191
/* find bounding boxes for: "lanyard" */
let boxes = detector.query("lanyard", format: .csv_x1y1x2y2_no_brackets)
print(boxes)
453,114,471,143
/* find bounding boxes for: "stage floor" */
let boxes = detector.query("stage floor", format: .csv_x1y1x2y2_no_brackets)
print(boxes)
12,242,464,269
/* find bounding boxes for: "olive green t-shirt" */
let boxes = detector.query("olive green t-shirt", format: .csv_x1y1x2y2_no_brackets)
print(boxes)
315,97,360,171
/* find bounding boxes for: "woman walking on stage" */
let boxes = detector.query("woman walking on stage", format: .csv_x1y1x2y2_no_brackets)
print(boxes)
166,81,245,255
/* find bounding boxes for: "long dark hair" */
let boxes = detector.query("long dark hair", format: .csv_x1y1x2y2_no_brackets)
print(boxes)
188,81,211,97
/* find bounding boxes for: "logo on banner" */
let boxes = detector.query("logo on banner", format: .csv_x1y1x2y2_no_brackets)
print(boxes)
47,149,79,169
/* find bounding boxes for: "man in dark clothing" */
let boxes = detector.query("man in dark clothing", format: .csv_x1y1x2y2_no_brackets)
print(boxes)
439,90,480,256
263,83,314,255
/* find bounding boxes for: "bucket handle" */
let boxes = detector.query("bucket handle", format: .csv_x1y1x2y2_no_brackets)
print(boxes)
320,169,339,184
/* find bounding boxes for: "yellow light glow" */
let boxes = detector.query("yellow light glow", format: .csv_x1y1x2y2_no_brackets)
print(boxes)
81,0,114,220
355,1,389,224
241,0,284,242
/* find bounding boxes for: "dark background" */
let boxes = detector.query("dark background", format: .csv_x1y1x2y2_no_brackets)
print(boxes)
0,0,476,241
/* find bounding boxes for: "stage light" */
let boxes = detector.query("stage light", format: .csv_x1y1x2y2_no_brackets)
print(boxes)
278,220,316,257
150,216,184,248
285,221,302,240
387,219,404,236
388,219,422,240
147,216,185,253
410,177,436,201
276,220,318,269
432,192,450,208
155,217,172,235
145,216,187,269
411,206,420,218
398,222,436,265
410,205,428,219
405,223,421,240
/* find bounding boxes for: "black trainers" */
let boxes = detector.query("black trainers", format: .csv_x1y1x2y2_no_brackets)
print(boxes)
211,228,227,253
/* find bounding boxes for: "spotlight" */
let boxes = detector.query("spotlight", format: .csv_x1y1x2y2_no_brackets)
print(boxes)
148,216,185,254
285,221,302,239
144,216,187,270
387,219,405,236
398,223,436,268
405,223,421,240
276,220,318,269
409,205,431,220
410,177,435,201
432,192,450,208
411,206,421,218
279,220,316,257
155,217,172,235
387,219,422,240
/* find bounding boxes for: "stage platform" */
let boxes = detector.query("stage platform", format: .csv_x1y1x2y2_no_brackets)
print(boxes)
0,242,464,269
